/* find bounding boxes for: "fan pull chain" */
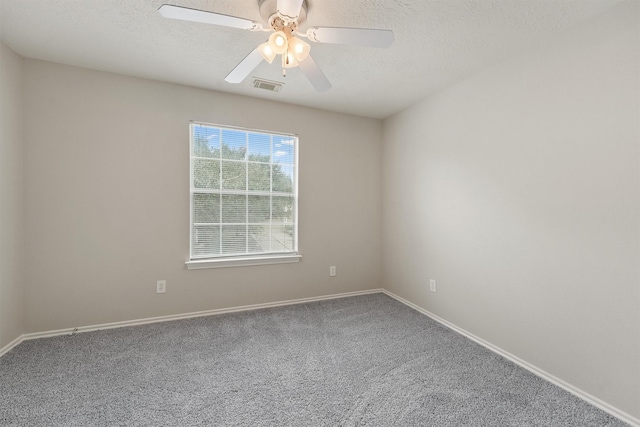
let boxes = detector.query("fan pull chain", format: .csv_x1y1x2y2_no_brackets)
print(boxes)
282,51,287,77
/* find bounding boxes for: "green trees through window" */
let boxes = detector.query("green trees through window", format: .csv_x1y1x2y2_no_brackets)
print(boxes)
190,123,297,259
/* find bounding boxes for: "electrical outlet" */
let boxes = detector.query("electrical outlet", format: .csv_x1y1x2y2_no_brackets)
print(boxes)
329,266,336,277
156,280,166,294
429,279,437,292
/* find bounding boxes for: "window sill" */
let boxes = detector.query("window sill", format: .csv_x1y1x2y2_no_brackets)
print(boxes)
186,254,302,270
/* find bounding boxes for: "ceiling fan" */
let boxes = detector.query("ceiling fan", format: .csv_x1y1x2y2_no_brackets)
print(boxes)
158,0,394,92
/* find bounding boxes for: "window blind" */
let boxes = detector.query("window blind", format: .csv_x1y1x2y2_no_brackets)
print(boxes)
190,123,298,260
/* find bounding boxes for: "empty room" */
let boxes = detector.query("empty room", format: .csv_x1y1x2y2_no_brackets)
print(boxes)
1,0,638,425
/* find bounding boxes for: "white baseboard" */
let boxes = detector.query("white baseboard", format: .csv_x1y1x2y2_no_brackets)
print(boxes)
382,289,640,427
0,334,23,358
21,288,384,341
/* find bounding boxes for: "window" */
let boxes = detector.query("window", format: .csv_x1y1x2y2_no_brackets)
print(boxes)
187,122,299,269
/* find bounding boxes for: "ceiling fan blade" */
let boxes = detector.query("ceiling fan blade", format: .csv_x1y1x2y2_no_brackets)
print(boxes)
298,55,331,92
225,48,264,84
307,27,394,48
277,0,304,20
158,4,261,30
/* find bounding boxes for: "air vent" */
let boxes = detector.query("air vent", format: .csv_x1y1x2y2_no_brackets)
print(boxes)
252,77,283,92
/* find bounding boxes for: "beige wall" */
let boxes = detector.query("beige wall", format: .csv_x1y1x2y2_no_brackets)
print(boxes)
382,0,639,419
22,60,382,333
0,42,24,349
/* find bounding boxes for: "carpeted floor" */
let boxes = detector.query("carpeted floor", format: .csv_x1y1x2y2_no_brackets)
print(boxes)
0,293,629,426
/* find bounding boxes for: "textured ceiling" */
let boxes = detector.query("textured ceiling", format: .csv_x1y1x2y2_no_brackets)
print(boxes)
0,0,625,119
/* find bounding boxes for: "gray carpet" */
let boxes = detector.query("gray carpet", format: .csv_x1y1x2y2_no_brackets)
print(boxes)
0,293,629,426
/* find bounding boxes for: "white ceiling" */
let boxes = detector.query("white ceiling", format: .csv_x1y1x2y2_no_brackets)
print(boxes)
0,0,625,119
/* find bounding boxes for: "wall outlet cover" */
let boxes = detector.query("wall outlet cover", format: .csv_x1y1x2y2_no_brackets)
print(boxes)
156,280,166,294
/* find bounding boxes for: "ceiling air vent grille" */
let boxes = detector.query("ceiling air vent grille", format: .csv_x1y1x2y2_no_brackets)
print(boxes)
252,77,283,92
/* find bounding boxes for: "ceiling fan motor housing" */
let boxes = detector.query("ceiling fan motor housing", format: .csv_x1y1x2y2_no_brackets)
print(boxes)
259,0,308,27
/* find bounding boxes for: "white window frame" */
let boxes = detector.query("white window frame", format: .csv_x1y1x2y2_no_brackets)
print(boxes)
186,121,301,270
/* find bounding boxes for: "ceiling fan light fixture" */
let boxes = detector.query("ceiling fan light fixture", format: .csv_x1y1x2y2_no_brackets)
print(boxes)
268,31,288,54
258,42,276,64
158,1,392,92
288,36,310,62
